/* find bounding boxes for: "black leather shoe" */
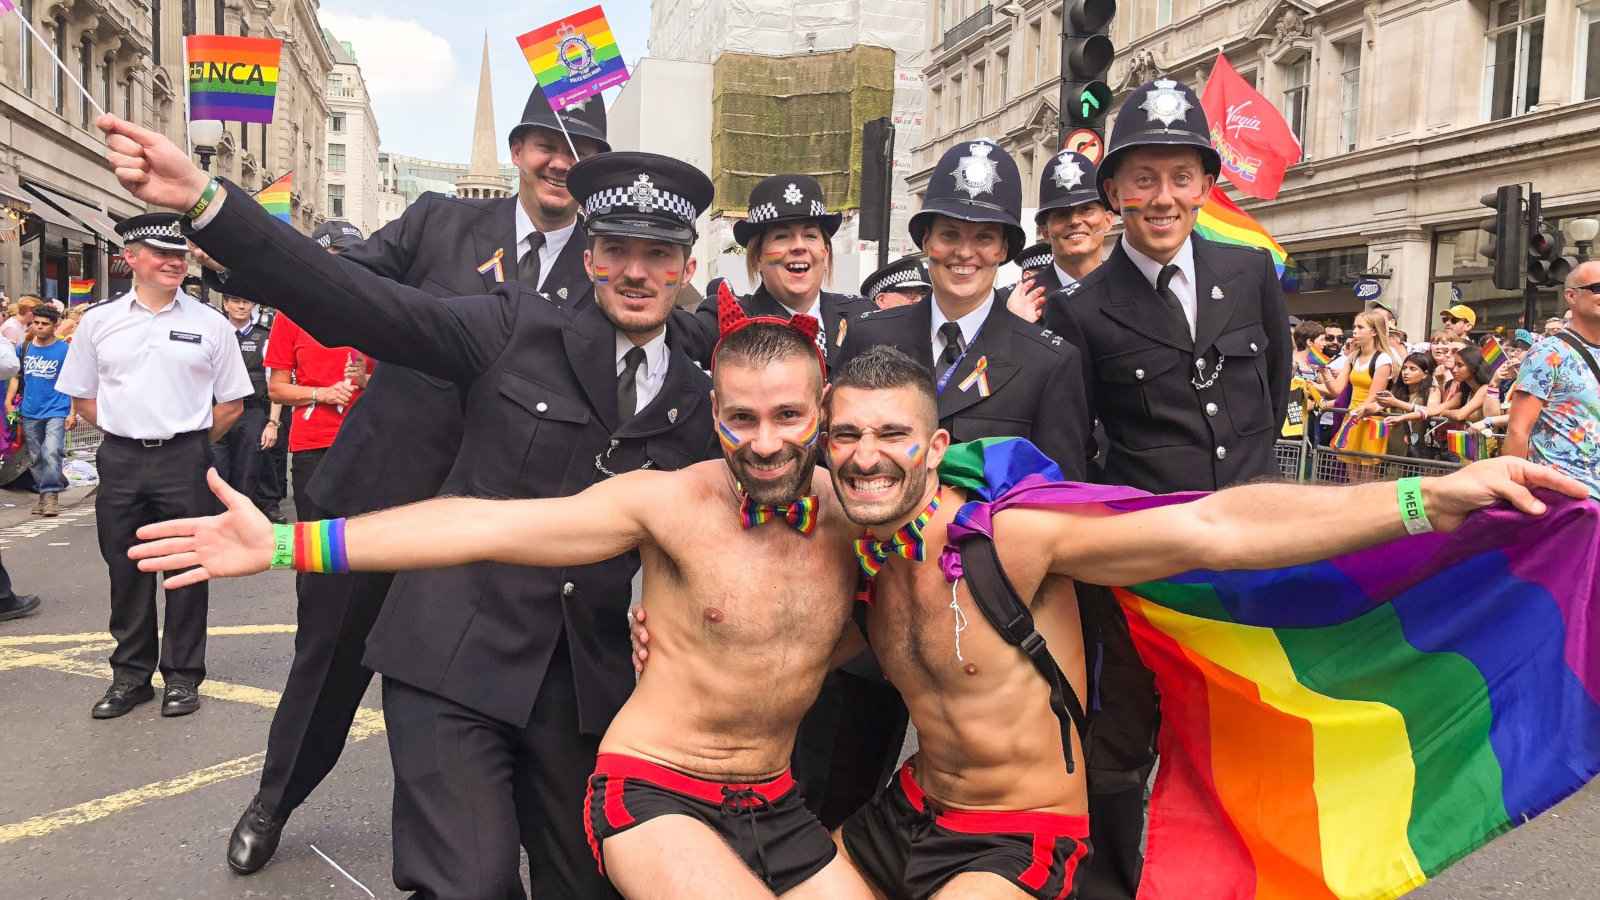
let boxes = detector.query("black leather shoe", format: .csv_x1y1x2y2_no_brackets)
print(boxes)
161,681,201,717
0,594,41,621
91,681,154,719
227,796,286,875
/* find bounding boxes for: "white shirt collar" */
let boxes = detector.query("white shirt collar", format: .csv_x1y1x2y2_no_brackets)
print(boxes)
615,329,670,380
515,202,577,261
126,288,182,315
1052,261,1077,289
930,290,996,349
1121,235,1195,292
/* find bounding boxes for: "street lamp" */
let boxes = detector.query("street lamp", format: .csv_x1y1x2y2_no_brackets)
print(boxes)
189,119,225,172
1564,217,1600,261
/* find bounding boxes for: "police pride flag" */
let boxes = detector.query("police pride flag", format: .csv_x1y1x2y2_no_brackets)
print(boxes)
186,35,283,124
517,5,630,110
1200,53,1302,200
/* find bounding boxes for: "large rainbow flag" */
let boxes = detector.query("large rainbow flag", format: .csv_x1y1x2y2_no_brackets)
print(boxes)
517,5,630,110
1197,186,1295,289
939,437,1600,900
258,172,292,224
185,35,282,124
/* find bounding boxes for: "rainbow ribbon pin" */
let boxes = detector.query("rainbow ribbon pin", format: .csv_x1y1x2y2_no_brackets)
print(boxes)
957,356,991,397
477,248,505,283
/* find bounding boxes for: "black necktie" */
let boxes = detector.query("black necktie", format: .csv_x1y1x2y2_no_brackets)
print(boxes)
935,322,966,383
518,232,546,291
617,346,645,420
1157,263,1189,336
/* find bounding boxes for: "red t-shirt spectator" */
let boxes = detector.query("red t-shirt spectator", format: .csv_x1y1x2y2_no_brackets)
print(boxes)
263,313,373,452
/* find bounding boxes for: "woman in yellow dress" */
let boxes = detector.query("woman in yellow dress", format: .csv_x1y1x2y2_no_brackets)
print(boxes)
1325,311,1395,479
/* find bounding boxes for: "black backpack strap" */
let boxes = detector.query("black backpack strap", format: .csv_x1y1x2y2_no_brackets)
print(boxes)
1555,331,1600,388
957,536,1089,774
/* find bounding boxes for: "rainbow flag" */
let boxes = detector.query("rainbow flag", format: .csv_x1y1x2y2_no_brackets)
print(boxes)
940,437,1600,900
258,172,292,224
517,5,630,110
1307,345,1333,368
68,278,95,302
1481,337,1504,369
185,35,282,124
1196,187,1295,288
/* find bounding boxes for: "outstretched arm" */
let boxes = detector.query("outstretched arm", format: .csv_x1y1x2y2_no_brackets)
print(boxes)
129,467,661,589
1015,457,1589,587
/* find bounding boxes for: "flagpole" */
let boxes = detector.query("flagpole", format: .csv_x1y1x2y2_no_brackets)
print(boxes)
7,6,105,116
181,37,193,155
549,97,581,161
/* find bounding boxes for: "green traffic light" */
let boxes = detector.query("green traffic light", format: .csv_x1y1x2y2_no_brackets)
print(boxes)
1080,92,1102,119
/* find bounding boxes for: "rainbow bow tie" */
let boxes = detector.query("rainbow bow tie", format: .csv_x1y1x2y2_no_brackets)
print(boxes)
739,495,819,536
853,492,941,579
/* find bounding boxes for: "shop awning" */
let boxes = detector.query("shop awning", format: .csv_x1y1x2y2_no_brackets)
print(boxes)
23,182,123,246
0,172,32,210
20,190,93,243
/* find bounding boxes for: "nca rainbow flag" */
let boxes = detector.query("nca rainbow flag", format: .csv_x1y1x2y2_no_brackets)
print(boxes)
940,437,1600,900
517,5,629,110
186,35,282,124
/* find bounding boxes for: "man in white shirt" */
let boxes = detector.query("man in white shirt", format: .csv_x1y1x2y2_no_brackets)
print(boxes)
57,213,252,720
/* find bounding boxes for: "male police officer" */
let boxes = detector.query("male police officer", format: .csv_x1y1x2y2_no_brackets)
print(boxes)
213,294,272,507
1029,150,1115,294
1043,79,1292,900
674,175,871,364
57,213,254,719
859,255,931,310
101,109,721,897
213,87,610,874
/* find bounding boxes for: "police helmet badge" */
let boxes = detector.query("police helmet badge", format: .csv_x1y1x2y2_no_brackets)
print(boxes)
783,183,804,206
1051,154,1086,191
556,23,600,80
1140,79,1192,127
628,174,658,213
952,142,1002,199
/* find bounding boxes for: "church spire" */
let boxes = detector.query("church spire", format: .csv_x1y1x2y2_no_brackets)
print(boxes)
457,33,511,199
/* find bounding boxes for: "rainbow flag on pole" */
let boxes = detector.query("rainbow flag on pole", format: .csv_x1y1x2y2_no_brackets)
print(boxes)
258,172,292,224
1196,186,1295,288
517,5,630,110
68,278,95,302
186,35,282,123
940,437,1600,900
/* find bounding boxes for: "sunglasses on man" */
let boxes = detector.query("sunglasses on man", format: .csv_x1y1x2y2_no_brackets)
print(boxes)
1566,282,1600,294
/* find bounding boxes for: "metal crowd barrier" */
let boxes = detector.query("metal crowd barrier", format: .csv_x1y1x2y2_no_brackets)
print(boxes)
1277,406,1506,484
66,420,103,457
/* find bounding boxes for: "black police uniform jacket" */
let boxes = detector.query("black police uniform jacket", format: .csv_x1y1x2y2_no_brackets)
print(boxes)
1046,236,1291,492
670,284,872,368
190,183,718,732
833,298,1094,481
307,192,594,516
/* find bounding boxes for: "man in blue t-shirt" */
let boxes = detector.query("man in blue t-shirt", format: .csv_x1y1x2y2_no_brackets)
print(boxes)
1506,261,1600,499
5,304,76,516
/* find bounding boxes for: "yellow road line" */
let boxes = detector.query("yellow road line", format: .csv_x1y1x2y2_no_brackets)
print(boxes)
0,623,297,647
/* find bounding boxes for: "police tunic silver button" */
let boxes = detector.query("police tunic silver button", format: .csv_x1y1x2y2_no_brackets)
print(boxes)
1215,445,1227,460
562,582,576,596
1205,402,1218,417
1135,368,1145,380
1250,342,1259,352
536,401,549,413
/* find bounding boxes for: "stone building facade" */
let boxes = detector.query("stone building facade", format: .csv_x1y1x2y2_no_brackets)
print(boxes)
911,0,1600,335
322,31,382,234
0,0,334,302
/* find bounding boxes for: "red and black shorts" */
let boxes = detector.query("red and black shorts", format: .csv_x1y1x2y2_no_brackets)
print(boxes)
583,753,837,894
841,763,1092,900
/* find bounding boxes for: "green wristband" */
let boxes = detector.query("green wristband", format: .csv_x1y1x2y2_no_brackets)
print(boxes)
185,177,221,220
271,523,295,568
1397,477,1432,535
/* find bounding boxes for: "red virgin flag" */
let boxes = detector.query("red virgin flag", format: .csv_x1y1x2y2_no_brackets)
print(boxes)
1200,52,1302,200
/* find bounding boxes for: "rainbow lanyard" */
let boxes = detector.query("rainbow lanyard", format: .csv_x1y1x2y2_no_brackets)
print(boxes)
934,319,987,395
853,491,941,579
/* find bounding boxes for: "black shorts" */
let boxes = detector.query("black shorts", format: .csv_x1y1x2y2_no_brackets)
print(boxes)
841,764,1091,900
583,753,837,894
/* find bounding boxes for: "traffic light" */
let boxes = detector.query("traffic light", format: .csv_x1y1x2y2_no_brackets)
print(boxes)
1061,0,1116,137
1526,192,1578,286
1478,185,1524,292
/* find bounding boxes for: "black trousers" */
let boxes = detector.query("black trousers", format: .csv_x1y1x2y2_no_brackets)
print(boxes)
257,419,289,508
95,432,212,686
290,447,328,522
791,669,909,829
383,639,618,900
213,402,268,506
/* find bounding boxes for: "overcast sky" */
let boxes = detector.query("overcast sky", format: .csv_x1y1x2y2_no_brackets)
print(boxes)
318,1,652,162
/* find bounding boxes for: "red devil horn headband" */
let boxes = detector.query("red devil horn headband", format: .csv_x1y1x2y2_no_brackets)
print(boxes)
712,279,828,374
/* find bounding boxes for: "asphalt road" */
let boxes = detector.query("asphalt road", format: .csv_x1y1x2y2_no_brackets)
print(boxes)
0,486,1595,899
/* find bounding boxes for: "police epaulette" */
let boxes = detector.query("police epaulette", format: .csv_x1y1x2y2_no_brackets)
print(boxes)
81,298,116,314
1019,323,1066,352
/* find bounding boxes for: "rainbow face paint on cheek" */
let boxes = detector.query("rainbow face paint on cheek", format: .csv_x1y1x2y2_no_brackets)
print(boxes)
593,265,610,284
663,269,680,288
716,420,743,453
906,443,924,466
764,250,786,266
1120,197,1144,217
797,416,820,448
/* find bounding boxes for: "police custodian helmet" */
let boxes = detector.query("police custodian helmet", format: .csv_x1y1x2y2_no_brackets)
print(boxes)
910,139,1027,263
1035,150,1103,227
567,151,715,247
1096,79,1221,207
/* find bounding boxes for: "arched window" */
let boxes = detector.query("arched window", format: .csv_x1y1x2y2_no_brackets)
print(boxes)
80,34,93,128
214,0,225,34
103,54,114,116
151,0,161,65
20,0,34,97
183,0,196,36
53,16,66,115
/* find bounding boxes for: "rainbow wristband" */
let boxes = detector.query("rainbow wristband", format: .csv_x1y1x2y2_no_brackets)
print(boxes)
270,519,351,573
1396,477,1432,536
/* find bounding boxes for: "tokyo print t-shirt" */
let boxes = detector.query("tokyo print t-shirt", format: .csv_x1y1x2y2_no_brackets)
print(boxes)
19,339,72,420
